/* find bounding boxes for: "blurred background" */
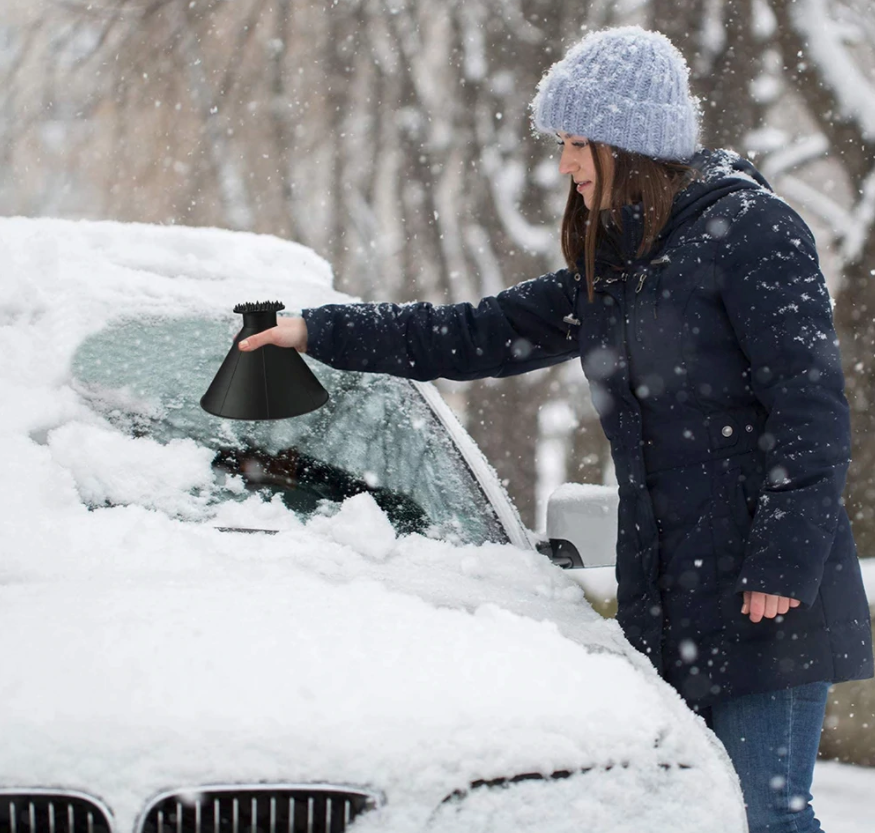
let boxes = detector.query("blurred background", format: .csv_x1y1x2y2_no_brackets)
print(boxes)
1,0,873,766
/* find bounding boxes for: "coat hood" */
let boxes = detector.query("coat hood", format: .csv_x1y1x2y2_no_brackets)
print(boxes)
670,148,772,231
600,148,771,264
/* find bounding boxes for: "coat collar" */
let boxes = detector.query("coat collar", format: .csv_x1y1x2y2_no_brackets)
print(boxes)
590,148,772,271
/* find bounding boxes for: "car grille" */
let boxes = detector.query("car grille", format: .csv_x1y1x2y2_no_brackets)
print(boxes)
138,787,379,833
0,791,113,833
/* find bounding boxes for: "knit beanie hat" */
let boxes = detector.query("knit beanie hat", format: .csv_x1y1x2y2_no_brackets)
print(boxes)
531,26,700,161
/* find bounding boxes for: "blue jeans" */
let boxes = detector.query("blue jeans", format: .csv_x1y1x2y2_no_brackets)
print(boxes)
706,681,830,833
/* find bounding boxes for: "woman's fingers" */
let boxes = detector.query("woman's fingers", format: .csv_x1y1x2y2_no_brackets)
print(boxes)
238,329,275,351
747,591,766,623
238,317,308,352
742,591,801,622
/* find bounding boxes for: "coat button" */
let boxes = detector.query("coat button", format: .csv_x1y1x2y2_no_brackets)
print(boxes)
745,424,753,433
722,425,734,437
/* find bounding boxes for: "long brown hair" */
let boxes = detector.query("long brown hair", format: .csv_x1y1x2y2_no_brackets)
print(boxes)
561,143,696,300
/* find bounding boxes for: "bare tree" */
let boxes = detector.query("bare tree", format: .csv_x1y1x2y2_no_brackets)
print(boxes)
767,0,875,558
651,0,767,150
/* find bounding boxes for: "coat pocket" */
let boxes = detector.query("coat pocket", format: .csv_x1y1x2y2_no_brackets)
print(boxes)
710,458,756,585
659,511,723,642
660,511,717,593
714,453,763,537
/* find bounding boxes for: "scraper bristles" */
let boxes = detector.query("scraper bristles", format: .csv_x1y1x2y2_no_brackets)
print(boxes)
233,301,285,314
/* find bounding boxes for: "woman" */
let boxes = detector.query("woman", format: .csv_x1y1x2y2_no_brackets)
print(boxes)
239,26,873,832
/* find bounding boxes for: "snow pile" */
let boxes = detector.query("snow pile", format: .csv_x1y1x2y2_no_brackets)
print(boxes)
811,761,875,833
0,218,746,832
308,491,398,560
48,421,217,519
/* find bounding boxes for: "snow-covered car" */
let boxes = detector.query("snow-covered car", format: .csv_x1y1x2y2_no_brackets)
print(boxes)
0,218,747,833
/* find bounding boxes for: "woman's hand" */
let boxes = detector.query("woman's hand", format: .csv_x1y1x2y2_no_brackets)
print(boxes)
741,591,801,622
238,316,308,353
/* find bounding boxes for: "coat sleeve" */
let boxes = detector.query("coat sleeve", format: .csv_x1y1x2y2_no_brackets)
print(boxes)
300,270,581,382
715,194,852,606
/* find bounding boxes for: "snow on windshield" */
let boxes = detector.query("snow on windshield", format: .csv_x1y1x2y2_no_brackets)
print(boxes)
68,314,508,544
0,218,745,833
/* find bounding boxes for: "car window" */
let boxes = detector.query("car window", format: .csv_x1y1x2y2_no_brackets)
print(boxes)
71,315,509,545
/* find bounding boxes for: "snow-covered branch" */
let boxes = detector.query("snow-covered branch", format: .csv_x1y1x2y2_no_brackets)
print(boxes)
482,149,555,256
761,134,829,181
464,223,505,299
777,167,875,269
775,174,854,236
491,0,543,45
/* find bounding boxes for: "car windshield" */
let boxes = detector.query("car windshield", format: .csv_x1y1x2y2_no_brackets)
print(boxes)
71,315,508,545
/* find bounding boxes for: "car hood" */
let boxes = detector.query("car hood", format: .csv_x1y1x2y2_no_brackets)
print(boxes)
0,494,741,830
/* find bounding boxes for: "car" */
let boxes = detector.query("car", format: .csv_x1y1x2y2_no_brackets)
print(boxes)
0,217,747,833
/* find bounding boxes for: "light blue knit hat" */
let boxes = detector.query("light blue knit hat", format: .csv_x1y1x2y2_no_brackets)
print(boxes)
531,26,700,161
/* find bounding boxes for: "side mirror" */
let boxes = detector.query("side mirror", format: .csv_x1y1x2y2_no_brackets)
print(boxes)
543,484,618,569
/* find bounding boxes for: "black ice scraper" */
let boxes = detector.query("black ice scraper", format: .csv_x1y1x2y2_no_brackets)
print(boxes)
201,301,328,420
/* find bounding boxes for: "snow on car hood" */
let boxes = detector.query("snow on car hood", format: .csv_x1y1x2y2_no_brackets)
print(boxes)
0,218,745,832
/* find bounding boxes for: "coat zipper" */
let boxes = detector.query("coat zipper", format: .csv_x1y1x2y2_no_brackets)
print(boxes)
634,253,671,312
649,254,670,320
631,254,671,341
563,271,582,340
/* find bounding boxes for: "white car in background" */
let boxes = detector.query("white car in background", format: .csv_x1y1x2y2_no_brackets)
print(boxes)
0,218,747,833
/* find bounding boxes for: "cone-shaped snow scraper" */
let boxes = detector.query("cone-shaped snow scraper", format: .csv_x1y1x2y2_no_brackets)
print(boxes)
201,301,328,420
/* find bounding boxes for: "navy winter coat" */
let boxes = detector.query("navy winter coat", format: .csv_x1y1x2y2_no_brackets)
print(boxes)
302,149,874,708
